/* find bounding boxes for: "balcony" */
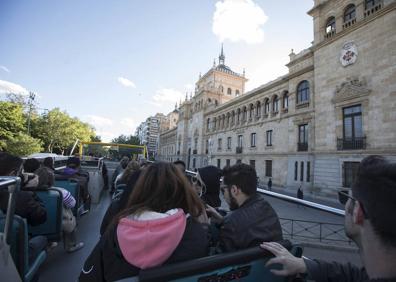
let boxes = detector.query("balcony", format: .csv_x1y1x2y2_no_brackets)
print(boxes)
364,1,382,18
343,18,356,29
337,137,366,150
236,147,243,154
325,29,336,39
297,142,308,152
193,149,197,154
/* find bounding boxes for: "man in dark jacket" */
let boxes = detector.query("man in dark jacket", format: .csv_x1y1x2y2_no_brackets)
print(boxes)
0,152,48,267
207,163,283,252
261,155,396,281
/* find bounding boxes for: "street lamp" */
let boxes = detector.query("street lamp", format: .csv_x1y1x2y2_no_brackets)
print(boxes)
27,92,36,135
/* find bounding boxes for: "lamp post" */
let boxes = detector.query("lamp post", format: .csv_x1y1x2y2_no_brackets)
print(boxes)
27,92,36,135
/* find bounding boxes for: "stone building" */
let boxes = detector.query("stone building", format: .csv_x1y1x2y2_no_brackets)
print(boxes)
136,113,166,158
158,0,396,197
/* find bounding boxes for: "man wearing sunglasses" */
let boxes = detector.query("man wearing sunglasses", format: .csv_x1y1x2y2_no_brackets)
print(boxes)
207,163,283,253
261,155,396,281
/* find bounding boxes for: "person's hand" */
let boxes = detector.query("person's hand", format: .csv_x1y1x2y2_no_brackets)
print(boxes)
196,209,209,224
260,242,307,276
205,204,224,223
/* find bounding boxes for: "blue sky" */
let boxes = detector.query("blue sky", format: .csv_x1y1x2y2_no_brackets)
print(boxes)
0,0,313,141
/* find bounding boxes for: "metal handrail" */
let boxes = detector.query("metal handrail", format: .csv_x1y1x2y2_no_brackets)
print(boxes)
185,169,345,217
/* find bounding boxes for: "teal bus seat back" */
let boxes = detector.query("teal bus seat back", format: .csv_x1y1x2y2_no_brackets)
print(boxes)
54,179,80,217
139,241,297,282
0,215,47,282
29,189,63,242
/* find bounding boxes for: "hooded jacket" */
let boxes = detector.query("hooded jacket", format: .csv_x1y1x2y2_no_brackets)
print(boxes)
80,209,208,282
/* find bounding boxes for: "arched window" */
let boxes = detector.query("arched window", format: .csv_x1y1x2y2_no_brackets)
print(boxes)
249,104,254,119
222,114,225,128
264,99,270,114
227,112,230,126
326,16,336,34
236,90,240,96
219,85,224,93
217,116,221,129
207,118,210,131
256,101,261,116
215,100,218,106
365,0,380,9
213,117,217,130
273,96,279,113
227,88,232,95
294,161,298,181
231,111,235,124
297,80,310,104
237,108,241,122
242,106,247,121
344,4,356,22
283,91,289,109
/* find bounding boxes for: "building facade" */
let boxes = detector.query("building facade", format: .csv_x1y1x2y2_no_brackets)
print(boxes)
136,113,166,158
158,0,396,197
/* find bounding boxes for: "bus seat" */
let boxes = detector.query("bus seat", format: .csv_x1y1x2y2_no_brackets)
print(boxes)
54,179,80,218
0,215,47,282
137,241,300,282
86,169,104,204
28,189,63,242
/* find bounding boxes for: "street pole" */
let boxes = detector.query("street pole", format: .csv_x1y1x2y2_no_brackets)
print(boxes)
27,92,35,135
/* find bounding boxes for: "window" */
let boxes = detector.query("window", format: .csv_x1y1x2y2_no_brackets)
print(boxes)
217,159,221,168
218,138,222,150
251,133,256,147
273,96,279,113
236,90,240,96
344,4,356,22
343,105,363,139
243,107,247,121
298,124,308,151
266,130,272,146
343,161,360,187
307,161,311,182
227,137,232,149
264,99,270,114
238,135,243,147
227,88,232,95
192,158,196,168
205,139,209,154
265,160,272,177
237,159,242,164
250,160,256,169
365,0,380,9
226,159,230,167
294,162,298,181
283,92,289,109
326,16,336,34
256,101,261,116
249,104,254,119
194,138,198,149
300,161,304,181
207,118,210,131
297,81,310,104
237,109,241,122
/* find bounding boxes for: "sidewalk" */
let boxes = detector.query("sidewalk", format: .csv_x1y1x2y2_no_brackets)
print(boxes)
260,184,345,210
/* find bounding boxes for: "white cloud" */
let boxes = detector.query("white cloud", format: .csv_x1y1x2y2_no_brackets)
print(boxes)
185,83,194,90
212,0,268,44
117,77,136,88
0,66,10,73
152,88,183,103
83,115,113,127
0,80,29,95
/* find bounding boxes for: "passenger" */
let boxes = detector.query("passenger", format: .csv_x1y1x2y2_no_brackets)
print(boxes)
173,160,186,172
193,165,222,208
0,152,48,268
110,156,129,193
261,155,396,281
114,160,140,187
37,167,84,252
81,162,209,281
57,157,91,212
100,169,141,235
36,157,56,188
206,163,283,252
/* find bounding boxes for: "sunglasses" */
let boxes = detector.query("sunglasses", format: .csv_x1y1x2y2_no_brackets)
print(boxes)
338,190,369,218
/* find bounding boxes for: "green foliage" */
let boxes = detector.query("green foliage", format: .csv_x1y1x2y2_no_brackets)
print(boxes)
5,132,43,156
0,101,25,150
111,134,140,145
90,135,102,142
33,108,95,153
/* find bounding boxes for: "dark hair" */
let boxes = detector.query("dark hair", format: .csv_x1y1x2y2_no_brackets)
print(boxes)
115,162,205,222
24,158,40,173
173,160,186,169
67,157,81,168
352,155,396,248
223,163,257,196
43,157,54,170
0,152,23,176
120,160,140,183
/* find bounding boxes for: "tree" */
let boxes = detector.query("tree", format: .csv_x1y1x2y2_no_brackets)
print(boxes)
5,132,42,156
111,134,140,145
0,101,25,150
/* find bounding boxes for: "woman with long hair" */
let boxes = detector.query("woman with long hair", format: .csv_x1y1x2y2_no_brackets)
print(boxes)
80,162,209,282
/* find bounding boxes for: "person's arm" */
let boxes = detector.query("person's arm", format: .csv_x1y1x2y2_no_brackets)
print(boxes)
59,188,76,209
206,205,224,224
217,220,238,253
20,191,47,226
260,242,367,282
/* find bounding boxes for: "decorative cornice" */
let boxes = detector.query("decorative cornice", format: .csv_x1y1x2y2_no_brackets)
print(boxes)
332,77,371,105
